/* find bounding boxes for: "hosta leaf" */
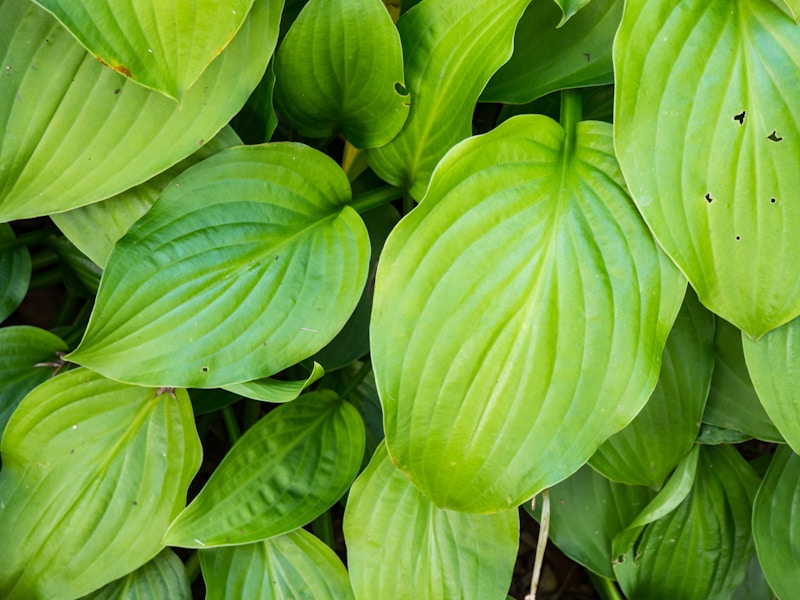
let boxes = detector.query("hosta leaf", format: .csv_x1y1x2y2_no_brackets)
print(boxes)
67,144,370,388
222,362,324,403
554,0,594,24
200,529,355,600
703,317,783,442
482,0,621,104
752,446,800,599
52,126,242,268
614,0,800,337
343,442,518,600
31,0,254,100
732,553,775,600
80,548,191,600
164,391,364,548
0,368,201,599
589,289,715,487
371,113,685,512
0,325,67,438
0,0,279,222
367,0,531,199
743,315,800,453
613,445,759,600
769,0,800,22
273,0,409,148
0,224,30,322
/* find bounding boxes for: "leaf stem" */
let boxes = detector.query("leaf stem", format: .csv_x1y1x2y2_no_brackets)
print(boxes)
587,571,625,600
528,490,550,600
560,88,583,135
221,405,241,445
311,510,335,549
340,360,372,399
348,185,402,214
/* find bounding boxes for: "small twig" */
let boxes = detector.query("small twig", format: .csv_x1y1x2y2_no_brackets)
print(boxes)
526,490,551,600
34,351,67,377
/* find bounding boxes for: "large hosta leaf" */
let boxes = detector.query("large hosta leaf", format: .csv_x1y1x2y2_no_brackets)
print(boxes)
367,0,531,199
554,0,594,24
371,113,685,512
615,0,800,337
0,0,279,222
31,0,254,100
0,368,201,599
0,224,30,322
343,442,518,600
80,548,191,600
273,0,409,148
164,391,364,548
67,144,370,388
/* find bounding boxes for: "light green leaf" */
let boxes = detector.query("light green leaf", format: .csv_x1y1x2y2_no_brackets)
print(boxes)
344,442,518,600
0,325,67,438
703,317,783,442
743,315,800,453
222,362,325,403
200,529,355,600
371,113,685,512
0,0,279,222
52,126,242,268
697,423,753,445
273,0,409,148
614,0,800,337
769,0,800,22
482,0,621,104
368,0,531,199
31,0,254,100
67,144,370,388
79,548,191,600
752,446,800,600
0,368,201,599
554,0,594,24
613,445,759,600
0,223,30,322
164,391,364,548
590,289,715,487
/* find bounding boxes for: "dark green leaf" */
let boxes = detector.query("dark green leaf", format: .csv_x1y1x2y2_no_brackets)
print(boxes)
0,224,30,322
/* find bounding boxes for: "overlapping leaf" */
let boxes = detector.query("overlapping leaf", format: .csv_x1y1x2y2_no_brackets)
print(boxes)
615,0,800,337
80,548,191,600
0,368,201,600
164,391,364,548
0,0,279,222
554,0,595,24
222,362,324,403
200,530,355,600
371,114,685,512
0,224,30,322
343,442,518,600
273,0,409,148
67,144,370,388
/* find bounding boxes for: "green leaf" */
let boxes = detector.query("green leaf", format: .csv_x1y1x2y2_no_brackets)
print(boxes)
371,113,685,512
732,553,775,600
31,0,254,101
0,325,67,439
79,548,191,600
613,445,759,600
743,315,800,454
769,0,800,22
0,368,201,599
67,144,370,388
703,317,783,442
0,223,30,322
0,0,280,222
554,0,594,24
222,362,325,403
164,391,364,548
345,365,385,468
367,0,531,199
343,442,518,600
752,446,800,600
482,0,621,104
614,0,800,337
200,529,355,600
589,289,715,487
52,126,242,268
273,0,409,148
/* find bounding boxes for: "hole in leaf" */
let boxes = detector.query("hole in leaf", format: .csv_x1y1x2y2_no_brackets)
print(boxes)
767,130,783,142
736,235,741,241
394,82,408,96
583,52,591,62
733,111,745,124
705,193,714,203
771,198,777,204
201,366,209,372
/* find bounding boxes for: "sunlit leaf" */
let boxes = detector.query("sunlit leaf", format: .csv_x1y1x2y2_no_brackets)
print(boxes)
80,548,191,600
0,224,30,322
222,362,324,403
344,442,518,600
273,0,409,148
0,368,201,599
371,113,685,512
200,529,355,600
769,0,800,22
67,144,370,388
0,0,280,222
554,0,594,24
164,391,364,548
615,0,800,337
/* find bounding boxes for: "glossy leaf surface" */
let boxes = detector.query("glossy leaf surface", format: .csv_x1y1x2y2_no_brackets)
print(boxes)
344,442,518,600
615,0,800,337
0,0,279,221
0,368,201,599
554,0,594,24
274,0,409,147
0,224,30,321
371,114,685,512
222,362,324,403
200,529,355,600
81,548,191,600
68,144,370,388
164,391,364,548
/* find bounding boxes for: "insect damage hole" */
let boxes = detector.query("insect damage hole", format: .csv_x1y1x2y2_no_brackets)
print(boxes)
705,193,714,203
733,110,745,125
771,198,777,204
767,130,783,142
735,235,741,241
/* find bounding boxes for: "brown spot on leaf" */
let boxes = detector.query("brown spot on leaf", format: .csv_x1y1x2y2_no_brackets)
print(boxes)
95,55,131,78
